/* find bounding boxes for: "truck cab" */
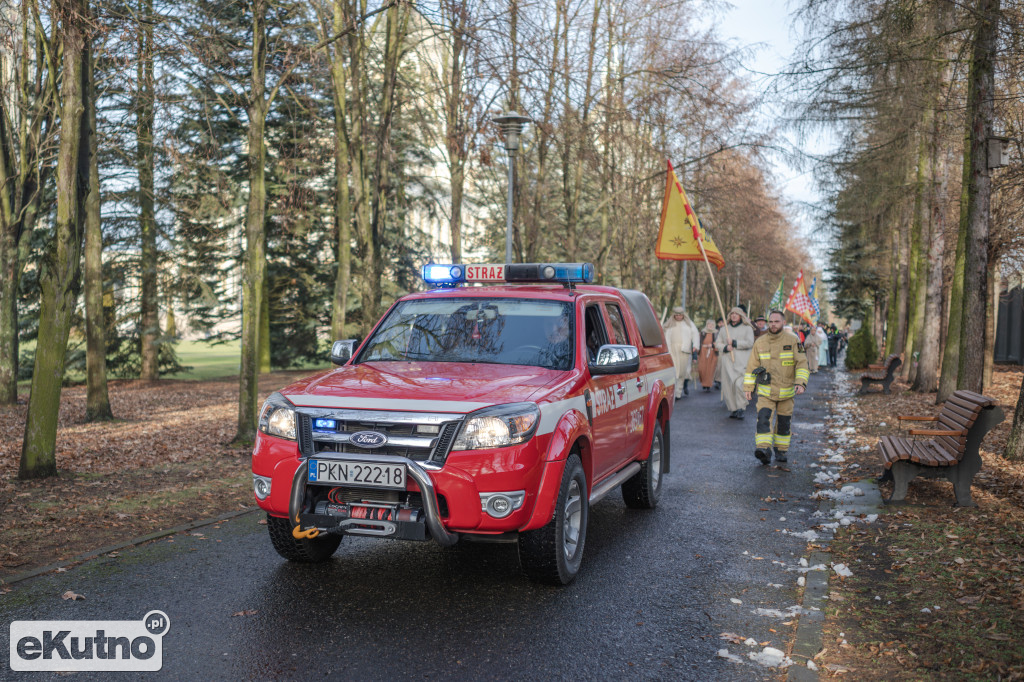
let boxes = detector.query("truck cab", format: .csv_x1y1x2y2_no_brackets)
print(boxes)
251,262,674,584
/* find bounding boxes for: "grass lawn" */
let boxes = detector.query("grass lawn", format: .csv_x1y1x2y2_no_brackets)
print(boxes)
15,339,330,388
168,339,243,381
167,339,332,381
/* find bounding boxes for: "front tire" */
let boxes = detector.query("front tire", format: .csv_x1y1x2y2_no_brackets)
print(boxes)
519,454,588,585
622,421,664,509
266,514,342,563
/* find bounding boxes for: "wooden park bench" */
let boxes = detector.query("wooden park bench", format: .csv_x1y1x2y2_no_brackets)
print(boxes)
877,390,1005,507
859,354,902,394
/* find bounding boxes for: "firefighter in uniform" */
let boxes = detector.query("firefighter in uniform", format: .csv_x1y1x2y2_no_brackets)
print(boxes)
743,310,809,464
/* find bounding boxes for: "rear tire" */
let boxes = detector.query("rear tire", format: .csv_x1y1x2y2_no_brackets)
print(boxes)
266,514,342,563
622,421,664,509
519,454,588,585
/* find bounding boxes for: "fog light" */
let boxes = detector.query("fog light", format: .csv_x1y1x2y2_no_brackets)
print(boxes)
480,491,525,519
489,496,511,516
253,475,272,500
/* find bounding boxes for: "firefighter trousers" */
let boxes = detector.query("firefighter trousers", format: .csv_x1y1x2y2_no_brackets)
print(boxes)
755,396,794,453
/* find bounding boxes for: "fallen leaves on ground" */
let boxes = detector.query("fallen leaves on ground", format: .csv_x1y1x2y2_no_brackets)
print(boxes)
0,371,313,580
818,366,1024,680
61,590,85,601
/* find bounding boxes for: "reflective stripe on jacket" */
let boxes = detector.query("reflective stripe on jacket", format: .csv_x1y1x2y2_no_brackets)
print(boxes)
742,330,809,400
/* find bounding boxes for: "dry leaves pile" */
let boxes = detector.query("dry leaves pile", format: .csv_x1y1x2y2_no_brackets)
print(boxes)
0,371,314,581
817,366,1024,680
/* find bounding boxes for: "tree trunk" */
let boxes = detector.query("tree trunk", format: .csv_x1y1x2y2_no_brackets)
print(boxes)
0,0,45,406
138,0,159,381
522,2,561,264
348,0,371,336
20,0,91,478
362,1,407,334
957,0,999,394
982,261,998,392
0,196,18,405
329,0,352,341
937,208,966,403
1004,374,1024,461
84,44,112,421
914,118,950,393
893,221,909,355
905,123,931,384
442,0,466,264
884,227,899,354
259,276,270,373
234,0,268,446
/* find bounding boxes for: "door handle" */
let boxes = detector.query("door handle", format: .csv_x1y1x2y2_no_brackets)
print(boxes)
635,378,644,391
615,384,625,398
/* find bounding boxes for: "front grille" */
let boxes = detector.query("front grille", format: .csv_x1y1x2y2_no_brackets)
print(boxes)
296,408,464,464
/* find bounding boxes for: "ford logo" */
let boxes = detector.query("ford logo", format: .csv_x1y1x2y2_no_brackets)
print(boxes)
350,431,388,448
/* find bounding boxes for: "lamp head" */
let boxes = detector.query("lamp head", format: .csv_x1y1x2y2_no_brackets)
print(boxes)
492,111,532,151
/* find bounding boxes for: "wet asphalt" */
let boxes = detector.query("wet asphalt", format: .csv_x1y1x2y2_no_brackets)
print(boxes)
0,369,835,681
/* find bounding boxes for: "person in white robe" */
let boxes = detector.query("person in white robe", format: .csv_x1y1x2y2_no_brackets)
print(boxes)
715,307,756,418
663,307,700,399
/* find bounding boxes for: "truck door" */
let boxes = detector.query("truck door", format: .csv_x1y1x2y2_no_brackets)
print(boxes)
584,303,627,482
604,302,647,460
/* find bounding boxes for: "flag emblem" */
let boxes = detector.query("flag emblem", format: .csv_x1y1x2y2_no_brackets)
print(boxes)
785,270,817,325
655,160,725,269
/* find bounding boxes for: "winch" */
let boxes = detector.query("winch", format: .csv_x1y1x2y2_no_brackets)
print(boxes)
312,500,422,523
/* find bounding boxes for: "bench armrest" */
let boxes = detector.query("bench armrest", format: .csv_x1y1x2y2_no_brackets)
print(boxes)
908,428,967,437
898,415,937,422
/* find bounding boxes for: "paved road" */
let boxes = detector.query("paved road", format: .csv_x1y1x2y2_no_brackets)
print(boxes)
1,370,834,680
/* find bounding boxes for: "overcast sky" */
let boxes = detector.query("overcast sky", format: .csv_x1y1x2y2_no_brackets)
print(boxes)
717,0,831,270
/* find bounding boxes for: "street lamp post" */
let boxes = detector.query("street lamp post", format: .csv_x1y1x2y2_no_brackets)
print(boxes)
492,112,531,264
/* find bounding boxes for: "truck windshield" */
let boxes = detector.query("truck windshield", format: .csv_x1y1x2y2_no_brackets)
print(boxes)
358,298,575,370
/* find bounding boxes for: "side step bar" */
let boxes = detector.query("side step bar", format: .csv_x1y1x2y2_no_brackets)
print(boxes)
588,461,641,505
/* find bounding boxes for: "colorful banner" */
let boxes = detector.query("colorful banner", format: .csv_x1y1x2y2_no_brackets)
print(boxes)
768,277,786,314
655,160,725,269
785,270,817,325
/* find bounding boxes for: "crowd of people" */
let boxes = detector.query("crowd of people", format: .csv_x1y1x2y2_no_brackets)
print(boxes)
662,306,853,417
662,306,856,465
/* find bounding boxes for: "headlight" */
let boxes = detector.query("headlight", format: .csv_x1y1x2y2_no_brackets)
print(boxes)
452,403,540,451
258,392,297,440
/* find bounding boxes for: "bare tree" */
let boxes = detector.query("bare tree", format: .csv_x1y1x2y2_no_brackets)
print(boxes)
20,0,93,478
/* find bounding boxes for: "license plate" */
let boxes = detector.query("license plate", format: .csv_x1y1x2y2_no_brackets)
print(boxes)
308,459,407,490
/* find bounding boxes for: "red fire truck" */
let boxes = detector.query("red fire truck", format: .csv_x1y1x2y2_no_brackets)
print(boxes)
251,263,675,584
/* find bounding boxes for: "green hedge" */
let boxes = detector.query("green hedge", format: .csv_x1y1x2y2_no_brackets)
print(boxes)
845,328,878,370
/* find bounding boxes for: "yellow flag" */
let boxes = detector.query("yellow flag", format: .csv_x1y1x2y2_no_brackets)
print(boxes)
655,160,725,269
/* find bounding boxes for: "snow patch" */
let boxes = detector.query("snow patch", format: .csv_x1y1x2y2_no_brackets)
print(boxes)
748,647,794,668
783,529,820,542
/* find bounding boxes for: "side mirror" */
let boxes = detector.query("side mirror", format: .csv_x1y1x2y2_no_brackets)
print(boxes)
589,344,640,375
330,340,357,366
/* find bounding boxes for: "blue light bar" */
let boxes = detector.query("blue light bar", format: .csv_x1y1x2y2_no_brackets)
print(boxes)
422,264,466,286
505,263,594,283
424,262,595,286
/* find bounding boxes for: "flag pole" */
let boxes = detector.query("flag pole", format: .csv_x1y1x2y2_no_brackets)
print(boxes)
695,237,736,364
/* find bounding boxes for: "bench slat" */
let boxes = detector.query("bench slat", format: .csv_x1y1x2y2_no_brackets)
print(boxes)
892,437,914,461
955,390,995,407
912,442,938,466
941,402,979,426
938,414,972,432
928,435,960,457
936,435,965,453
925,440,957,466
878,437,899,468
947,394,987,413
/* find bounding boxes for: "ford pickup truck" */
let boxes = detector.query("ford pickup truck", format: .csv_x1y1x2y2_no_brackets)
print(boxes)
251,262,675,584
